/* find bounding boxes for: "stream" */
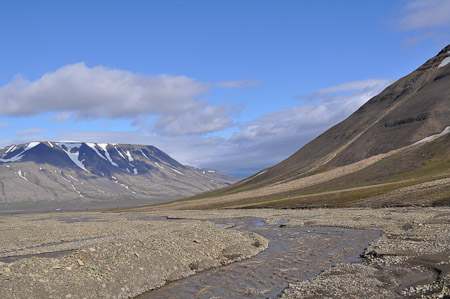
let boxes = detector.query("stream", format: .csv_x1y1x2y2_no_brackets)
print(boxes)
139,216,381,299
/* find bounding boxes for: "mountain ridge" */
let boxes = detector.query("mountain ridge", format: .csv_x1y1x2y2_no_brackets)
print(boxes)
0,141,238,204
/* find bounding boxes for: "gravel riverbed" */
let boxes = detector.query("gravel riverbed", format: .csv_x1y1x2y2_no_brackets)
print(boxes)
0,212,267,298
0,207,449,298
148,207,450,298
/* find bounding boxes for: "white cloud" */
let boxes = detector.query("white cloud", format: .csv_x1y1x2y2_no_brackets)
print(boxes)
314,79,392,94
14,128,48,136
215,79,262,88
154,103,235,135
52,112,72,122
0,63,238,135
396,0,450,31
304,79,392,100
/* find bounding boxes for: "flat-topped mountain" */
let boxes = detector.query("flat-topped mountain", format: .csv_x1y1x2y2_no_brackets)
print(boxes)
160,45,450,209
0,142,238,203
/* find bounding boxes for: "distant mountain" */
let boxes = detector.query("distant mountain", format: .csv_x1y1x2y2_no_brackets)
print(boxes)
164,44,450,209
0,142,238,204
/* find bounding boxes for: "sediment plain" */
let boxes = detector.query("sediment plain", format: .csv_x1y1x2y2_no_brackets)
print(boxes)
0,211,268,298
0,207,449,298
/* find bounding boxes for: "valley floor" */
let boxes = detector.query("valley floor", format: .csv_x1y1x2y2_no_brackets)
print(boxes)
0,207,449,298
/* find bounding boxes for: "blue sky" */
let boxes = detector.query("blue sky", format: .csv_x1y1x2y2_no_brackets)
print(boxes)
1,0,449,177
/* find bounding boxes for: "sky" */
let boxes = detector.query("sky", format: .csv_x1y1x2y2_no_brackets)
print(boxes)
0,0,449,177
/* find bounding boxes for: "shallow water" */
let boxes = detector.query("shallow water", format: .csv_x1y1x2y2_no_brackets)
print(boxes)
139,217,380,299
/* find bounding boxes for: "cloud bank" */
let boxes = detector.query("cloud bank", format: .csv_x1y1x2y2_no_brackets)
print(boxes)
397,0,450,31
14,128,48,136
304,79,391,100
0,63,244,135
215,79,262,89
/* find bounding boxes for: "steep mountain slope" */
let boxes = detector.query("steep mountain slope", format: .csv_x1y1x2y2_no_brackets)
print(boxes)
150,130,449,210
0,142,238,203
239,44,450,188
152,45,450,210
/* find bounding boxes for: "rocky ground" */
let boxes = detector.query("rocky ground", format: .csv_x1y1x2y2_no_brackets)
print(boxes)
0,212,267,298
0,207,449,298
142,207,450,298
277,207,450,299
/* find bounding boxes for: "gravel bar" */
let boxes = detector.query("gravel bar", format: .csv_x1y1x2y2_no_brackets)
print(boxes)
0,212,267,298
1,207,449,298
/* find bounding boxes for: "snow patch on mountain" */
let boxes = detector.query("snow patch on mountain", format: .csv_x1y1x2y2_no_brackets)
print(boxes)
4,145,17,155
86,143,107,161
0,152,24,163
97,143,118,167
95,187,106,194
0,141,238,203
17,170,28,181
115,146,126,159
60,172,83,197
1,142,43,163
125,151,133,162
255,170,267,177
112,177,136,194
57,142,81,151
65,151,87,171
56,143,88,171
140,150,151,161
24,142,41,151
69,174,79,182
170,168,183,175
414,126,450,145
438,57,450,68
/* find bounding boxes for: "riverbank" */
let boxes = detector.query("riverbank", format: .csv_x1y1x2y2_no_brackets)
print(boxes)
141,218,379,298
278,207,450,298
0,212,267,298
141,207,450,298
0,207,449,298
